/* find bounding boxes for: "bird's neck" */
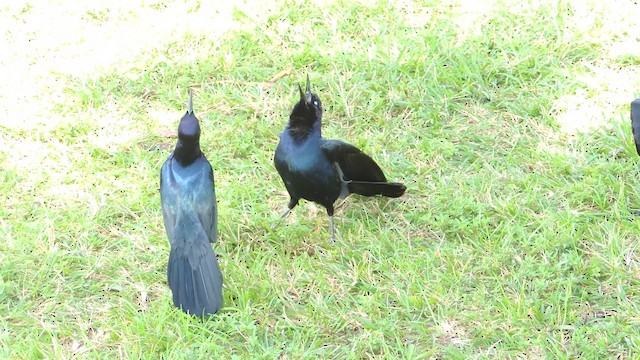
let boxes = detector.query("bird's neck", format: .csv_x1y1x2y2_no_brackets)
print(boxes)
173,137,202,166
287,117,321,144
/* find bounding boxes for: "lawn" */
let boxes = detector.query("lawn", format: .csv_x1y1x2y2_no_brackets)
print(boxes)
1,0,639,358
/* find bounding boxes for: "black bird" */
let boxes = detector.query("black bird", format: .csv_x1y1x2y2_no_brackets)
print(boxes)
631,99,640,155
274,75,406,242
160,90,222,316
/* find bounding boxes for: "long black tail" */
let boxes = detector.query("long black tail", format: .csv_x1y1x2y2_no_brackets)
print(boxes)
631,99,640,156
168,240,223,316
348,180,406,198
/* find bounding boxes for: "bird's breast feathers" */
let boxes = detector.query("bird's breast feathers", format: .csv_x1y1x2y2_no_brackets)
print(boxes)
162,157,215,211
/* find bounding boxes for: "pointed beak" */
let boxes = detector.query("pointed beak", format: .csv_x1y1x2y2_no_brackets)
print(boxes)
305,74,312,104
298,84,307,108
187,88,194,115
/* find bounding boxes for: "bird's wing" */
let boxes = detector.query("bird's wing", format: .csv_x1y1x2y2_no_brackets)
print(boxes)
195,156,218,244
320,139,387,182
631,99,640,156
160,156,178,244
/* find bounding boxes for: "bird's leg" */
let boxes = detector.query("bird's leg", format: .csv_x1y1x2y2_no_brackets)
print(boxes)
329,215,335,244
326,206,336,244
278,208,292,219
271,198,298,230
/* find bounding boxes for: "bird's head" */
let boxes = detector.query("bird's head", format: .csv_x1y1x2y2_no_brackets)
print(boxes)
289,74,323,128
178,89,201,142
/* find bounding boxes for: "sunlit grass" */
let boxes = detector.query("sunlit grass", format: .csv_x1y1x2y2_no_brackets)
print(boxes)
1,0,640,358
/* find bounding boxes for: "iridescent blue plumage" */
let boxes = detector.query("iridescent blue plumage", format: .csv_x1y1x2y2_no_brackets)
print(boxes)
160,90,222,316
274,75,406,242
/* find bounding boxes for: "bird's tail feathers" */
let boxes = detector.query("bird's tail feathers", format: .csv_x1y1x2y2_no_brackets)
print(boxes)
168,232,223,316
348,180,406,198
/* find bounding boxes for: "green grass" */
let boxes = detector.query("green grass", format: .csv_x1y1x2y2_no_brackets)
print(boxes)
1,0,640,358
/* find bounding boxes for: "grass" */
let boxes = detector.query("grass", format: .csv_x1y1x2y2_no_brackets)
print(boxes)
1,0,640,358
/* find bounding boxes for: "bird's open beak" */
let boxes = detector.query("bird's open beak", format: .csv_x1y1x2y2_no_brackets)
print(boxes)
298,84,307,108
187,88,194,115
298,74,313,108
305,74,312,105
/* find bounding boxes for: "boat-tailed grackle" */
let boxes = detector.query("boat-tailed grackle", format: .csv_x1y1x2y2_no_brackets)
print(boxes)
274,75,406,242
160,89,222,316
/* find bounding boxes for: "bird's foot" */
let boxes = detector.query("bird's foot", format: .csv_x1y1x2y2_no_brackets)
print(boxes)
270,208,292,230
